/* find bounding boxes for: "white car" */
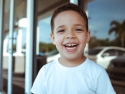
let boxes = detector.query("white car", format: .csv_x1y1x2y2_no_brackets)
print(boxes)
47,47,125,70
88,46,125,70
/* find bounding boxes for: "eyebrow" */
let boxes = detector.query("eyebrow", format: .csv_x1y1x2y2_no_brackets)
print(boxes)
56,25,65,30
74,24,85,28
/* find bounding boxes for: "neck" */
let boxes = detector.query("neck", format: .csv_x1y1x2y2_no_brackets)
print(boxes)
58,56,86,67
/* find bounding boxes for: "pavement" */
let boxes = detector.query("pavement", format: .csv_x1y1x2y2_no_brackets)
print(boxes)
2,70,125,94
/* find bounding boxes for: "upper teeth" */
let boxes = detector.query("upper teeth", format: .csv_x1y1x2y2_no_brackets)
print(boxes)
65,44,77,46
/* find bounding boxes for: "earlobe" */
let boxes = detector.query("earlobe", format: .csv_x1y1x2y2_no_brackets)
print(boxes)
50,33,55,45
86,31,90,43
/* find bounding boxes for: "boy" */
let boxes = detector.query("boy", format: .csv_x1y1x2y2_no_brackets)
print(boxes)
31,3,116,94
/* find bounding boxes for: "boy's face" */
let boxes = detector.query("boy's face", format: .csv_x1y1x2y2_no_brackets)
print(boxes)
50,10,90,61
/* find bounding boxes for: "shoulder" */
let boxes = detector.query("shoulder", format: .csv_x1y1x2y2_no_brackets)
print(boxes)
38,59,57,78
40,60,56,72
85,58,113,91
31,61,57,94
85,58,107,80
86,58,105,73
87,58,117,94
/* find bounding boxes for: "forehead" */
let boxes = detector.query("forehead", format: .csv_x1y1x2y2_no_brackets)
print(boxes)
54,10,86,29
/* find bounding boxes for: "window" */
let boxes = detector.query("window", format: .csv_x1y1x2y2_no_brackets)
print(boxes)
116,50,125,56
88,48,102,55
104,49,117,56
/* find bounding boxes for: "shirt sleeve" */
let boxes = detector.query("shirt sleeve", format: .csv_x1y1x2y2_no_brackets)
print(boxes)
31,67,46,94
96,69,116,94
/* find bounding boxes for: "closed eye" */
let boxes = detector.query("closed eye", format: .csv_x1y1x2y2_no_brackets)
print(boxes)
58,29,65,33
75,28,83,32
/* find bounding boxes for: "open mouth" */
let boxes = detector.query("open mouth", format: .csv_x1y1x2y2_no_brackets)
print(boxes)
63,43,78,52
64,43,78,47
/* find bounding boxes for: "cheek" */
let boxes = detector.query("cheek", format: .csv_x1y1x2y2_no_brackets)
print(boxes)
78,35,87,43
55,36,63,44
54,37,63,51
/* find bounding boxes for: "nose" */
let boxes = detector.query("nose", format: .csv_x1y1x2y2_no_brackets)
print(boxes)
65,31,76,39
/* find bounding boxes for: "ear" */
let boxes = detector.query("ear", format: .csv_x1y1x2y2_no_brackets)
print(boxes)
86,31,90,43
50,33,55,45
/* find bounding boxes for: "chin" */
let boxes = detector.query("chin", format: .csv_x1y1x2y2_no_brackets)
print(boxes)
65,55,79,60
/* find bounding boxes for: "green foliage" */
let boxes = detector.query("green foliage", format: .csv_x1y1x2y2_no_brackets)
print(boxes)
21,42,56,53
108,20,125,47
89,37,100,49
89,36,123,49
39,42,56,53
89,20,125,49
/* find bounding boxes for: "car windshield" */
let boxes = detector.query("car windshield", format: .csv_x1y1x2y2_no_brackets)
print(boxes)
88,48,102,55
47,50,59,57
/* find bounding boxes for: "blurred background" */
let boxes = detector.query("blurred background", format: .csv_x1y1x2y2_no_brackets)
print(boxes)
0,0,125,94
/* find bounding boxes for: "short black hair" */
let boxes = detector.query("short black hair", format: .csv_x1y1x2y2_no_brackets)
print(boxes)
50,3,88,33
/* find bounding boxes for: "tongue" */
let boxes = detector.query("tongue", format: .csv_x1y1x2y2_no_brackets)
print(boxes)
65,46,77,52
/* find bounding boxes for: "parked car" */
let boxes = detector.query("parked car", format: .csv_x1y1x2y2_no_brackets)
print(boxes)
47,50,60,63
46,47,125,69
108,54,125,82
88,46,125,70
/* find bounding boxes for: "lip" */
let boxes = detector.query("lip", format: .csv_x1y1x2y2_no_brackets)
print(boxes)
63,42,79,46
63,42,79,52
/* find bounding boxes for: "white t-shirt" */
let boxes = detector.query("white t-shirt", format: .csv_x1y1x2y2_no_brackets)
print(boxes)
31,58,116,94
